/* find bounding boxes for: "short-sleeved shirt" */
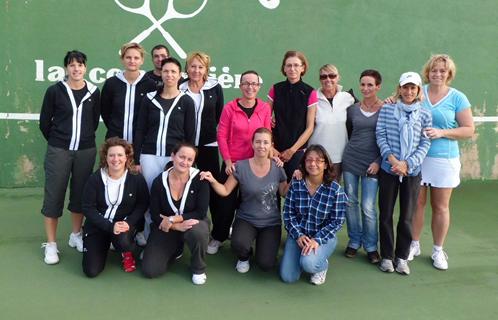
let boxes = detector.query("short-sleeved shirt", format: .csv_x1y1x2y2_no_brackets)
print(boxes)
233,159,287,227
422,85,471,159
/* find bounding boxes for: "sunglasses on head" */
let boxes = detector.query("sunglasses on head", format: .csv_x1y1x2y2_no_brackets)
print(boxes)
319,73,338,80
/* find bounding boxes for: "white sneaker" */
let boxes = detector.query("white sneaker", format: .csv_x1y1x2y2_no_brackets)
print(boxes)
379,259,394,273
192,273,207,285
408,242,421,261
135,231,147,246
42,242,59,265
235,260,250,273
68,232,83,252
431,250,448,270
207,239,222,255
395,258,410,275
310,269,327,285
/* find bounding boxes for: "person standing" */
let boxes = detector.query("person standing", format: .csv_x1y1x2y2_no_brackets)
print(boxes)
268,50,318,181
101,42,156,144
134,57,196,239
376,72,432,275
179,51,224,252
408,54,474,270
308,64,355,181
342,69,383,264
39,50,100,264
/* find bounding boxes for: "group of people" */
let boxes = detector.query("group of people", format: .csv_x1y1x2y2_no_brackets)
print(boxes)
38,43,474,285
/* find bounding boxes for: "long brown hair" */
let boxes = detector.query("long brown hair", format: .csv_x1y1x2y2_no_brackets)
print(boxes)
99,137,136,173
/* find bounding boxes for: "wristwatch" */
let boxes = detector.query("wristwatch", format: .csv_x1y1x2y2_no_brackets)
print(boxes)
168,216,175,224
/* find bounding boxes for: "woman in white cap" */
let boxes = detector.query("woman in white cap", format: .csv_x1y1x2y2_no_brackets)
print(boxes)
375,72,432,275
408,55,474,270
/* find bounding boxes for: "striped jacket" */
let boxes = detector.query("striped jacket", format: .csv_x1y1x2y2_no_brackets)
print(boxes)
376,102,432,176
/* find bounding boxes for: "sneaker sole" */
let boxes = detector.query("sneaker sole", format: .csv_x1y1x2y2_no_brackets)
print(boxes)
395,268,410,275
68,242,83,253
44,257,59,265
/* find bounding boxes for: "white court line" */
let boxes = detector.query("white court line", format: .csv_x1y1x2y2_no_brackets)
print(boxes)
0,113,497,122
0,113,104,121
0,112,498,122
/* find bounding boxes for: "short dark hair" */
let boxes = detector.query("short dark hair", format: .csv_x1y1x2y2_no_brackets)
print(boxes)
241,70,259,79
161,56,182,72
151,44,170,56
360,69,382,85
298,144,336,184
63,50,87,67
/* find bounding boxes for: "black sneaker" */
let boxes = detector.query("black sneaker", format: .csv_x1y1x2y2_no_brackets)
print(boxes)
367,251,381,264
344,247,357,258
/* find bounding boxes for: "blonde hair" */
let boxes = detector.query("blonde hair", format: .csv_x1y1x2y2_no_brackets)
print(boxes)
120,42,145,59
186,51,211,81
319,64,339,76
422,54,456,85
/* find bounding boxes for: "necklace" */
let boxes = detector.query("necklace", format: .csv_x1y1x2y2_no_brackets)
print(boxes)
106,176,124,206
362,98,381,110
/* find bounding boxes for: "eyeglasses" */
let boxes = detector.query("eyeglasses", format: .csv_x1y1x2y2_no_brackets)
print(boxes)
305,158,326,165
319,73,338,80
284,63,302,69
240,82,260,87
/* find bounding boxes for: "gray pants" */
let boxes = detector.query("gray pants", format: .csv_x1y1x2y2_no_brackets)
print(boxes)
41,145,96,218
142,218,209,277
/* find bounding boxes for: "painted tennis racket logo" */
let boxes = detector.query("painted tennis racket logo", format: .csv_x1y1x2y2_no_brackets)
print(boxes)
115,0,280,59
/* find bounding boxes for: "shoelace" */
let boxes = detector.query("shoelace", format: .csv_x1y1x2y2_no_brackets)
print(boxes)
432,250,448,261
41,243,59,252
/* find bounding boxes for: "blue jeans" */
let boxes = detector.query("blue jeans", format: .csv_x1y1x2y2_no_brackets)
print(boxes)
343,171,379,252
279,236,337,283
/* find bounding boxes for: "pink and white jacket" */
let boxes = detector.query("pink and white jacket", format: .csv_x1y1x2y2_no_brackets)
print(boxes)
217,98,272,163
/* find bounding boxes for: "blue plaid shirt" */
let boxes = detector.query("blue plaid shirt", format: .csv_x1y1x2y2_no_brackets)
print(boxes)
283,179,347,245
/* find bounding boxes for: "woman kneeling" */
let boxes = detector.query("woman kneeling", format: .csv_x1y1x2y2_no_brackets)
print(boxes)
280,145,347,285
141,142,210,285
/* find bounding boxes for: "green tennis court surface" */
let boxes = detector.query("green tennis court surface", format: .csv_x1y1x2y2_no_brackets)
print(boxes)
1,181,496,319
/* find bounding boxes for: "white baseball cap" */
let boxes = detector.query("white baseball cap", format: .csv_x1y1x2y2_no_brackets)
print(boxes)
399,72,422,86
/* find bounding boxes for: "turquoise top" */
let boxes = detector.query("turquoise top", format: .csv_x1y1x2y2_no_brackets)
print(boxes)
422,85,471,158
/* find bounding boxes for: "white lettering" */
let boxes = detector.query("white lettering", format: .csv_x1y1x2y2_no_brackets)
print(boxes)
35,59,44,81
218,66,234,89
47,66,65,82
33,59,258,90
88,67,106,84
106,68,121,78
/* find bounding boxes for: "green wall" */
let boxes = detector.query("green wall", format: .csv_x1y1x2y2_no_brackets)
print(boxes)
1,0,497,187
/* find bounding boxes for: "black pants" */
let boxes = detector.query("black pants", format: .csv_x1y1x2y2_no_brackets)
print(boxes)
231,218,282,271
210,162,239,242
196,146,222,235
82,228,138,278
283,150,304,183
378,170,421,260
141,218,209,277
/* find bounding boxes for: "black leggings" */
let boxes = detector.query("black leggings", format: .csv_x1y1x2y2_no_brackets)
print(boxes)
231,218,282,271
141,218,209,277
82,228,139,278
378,170,421,260
210,162,239,242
